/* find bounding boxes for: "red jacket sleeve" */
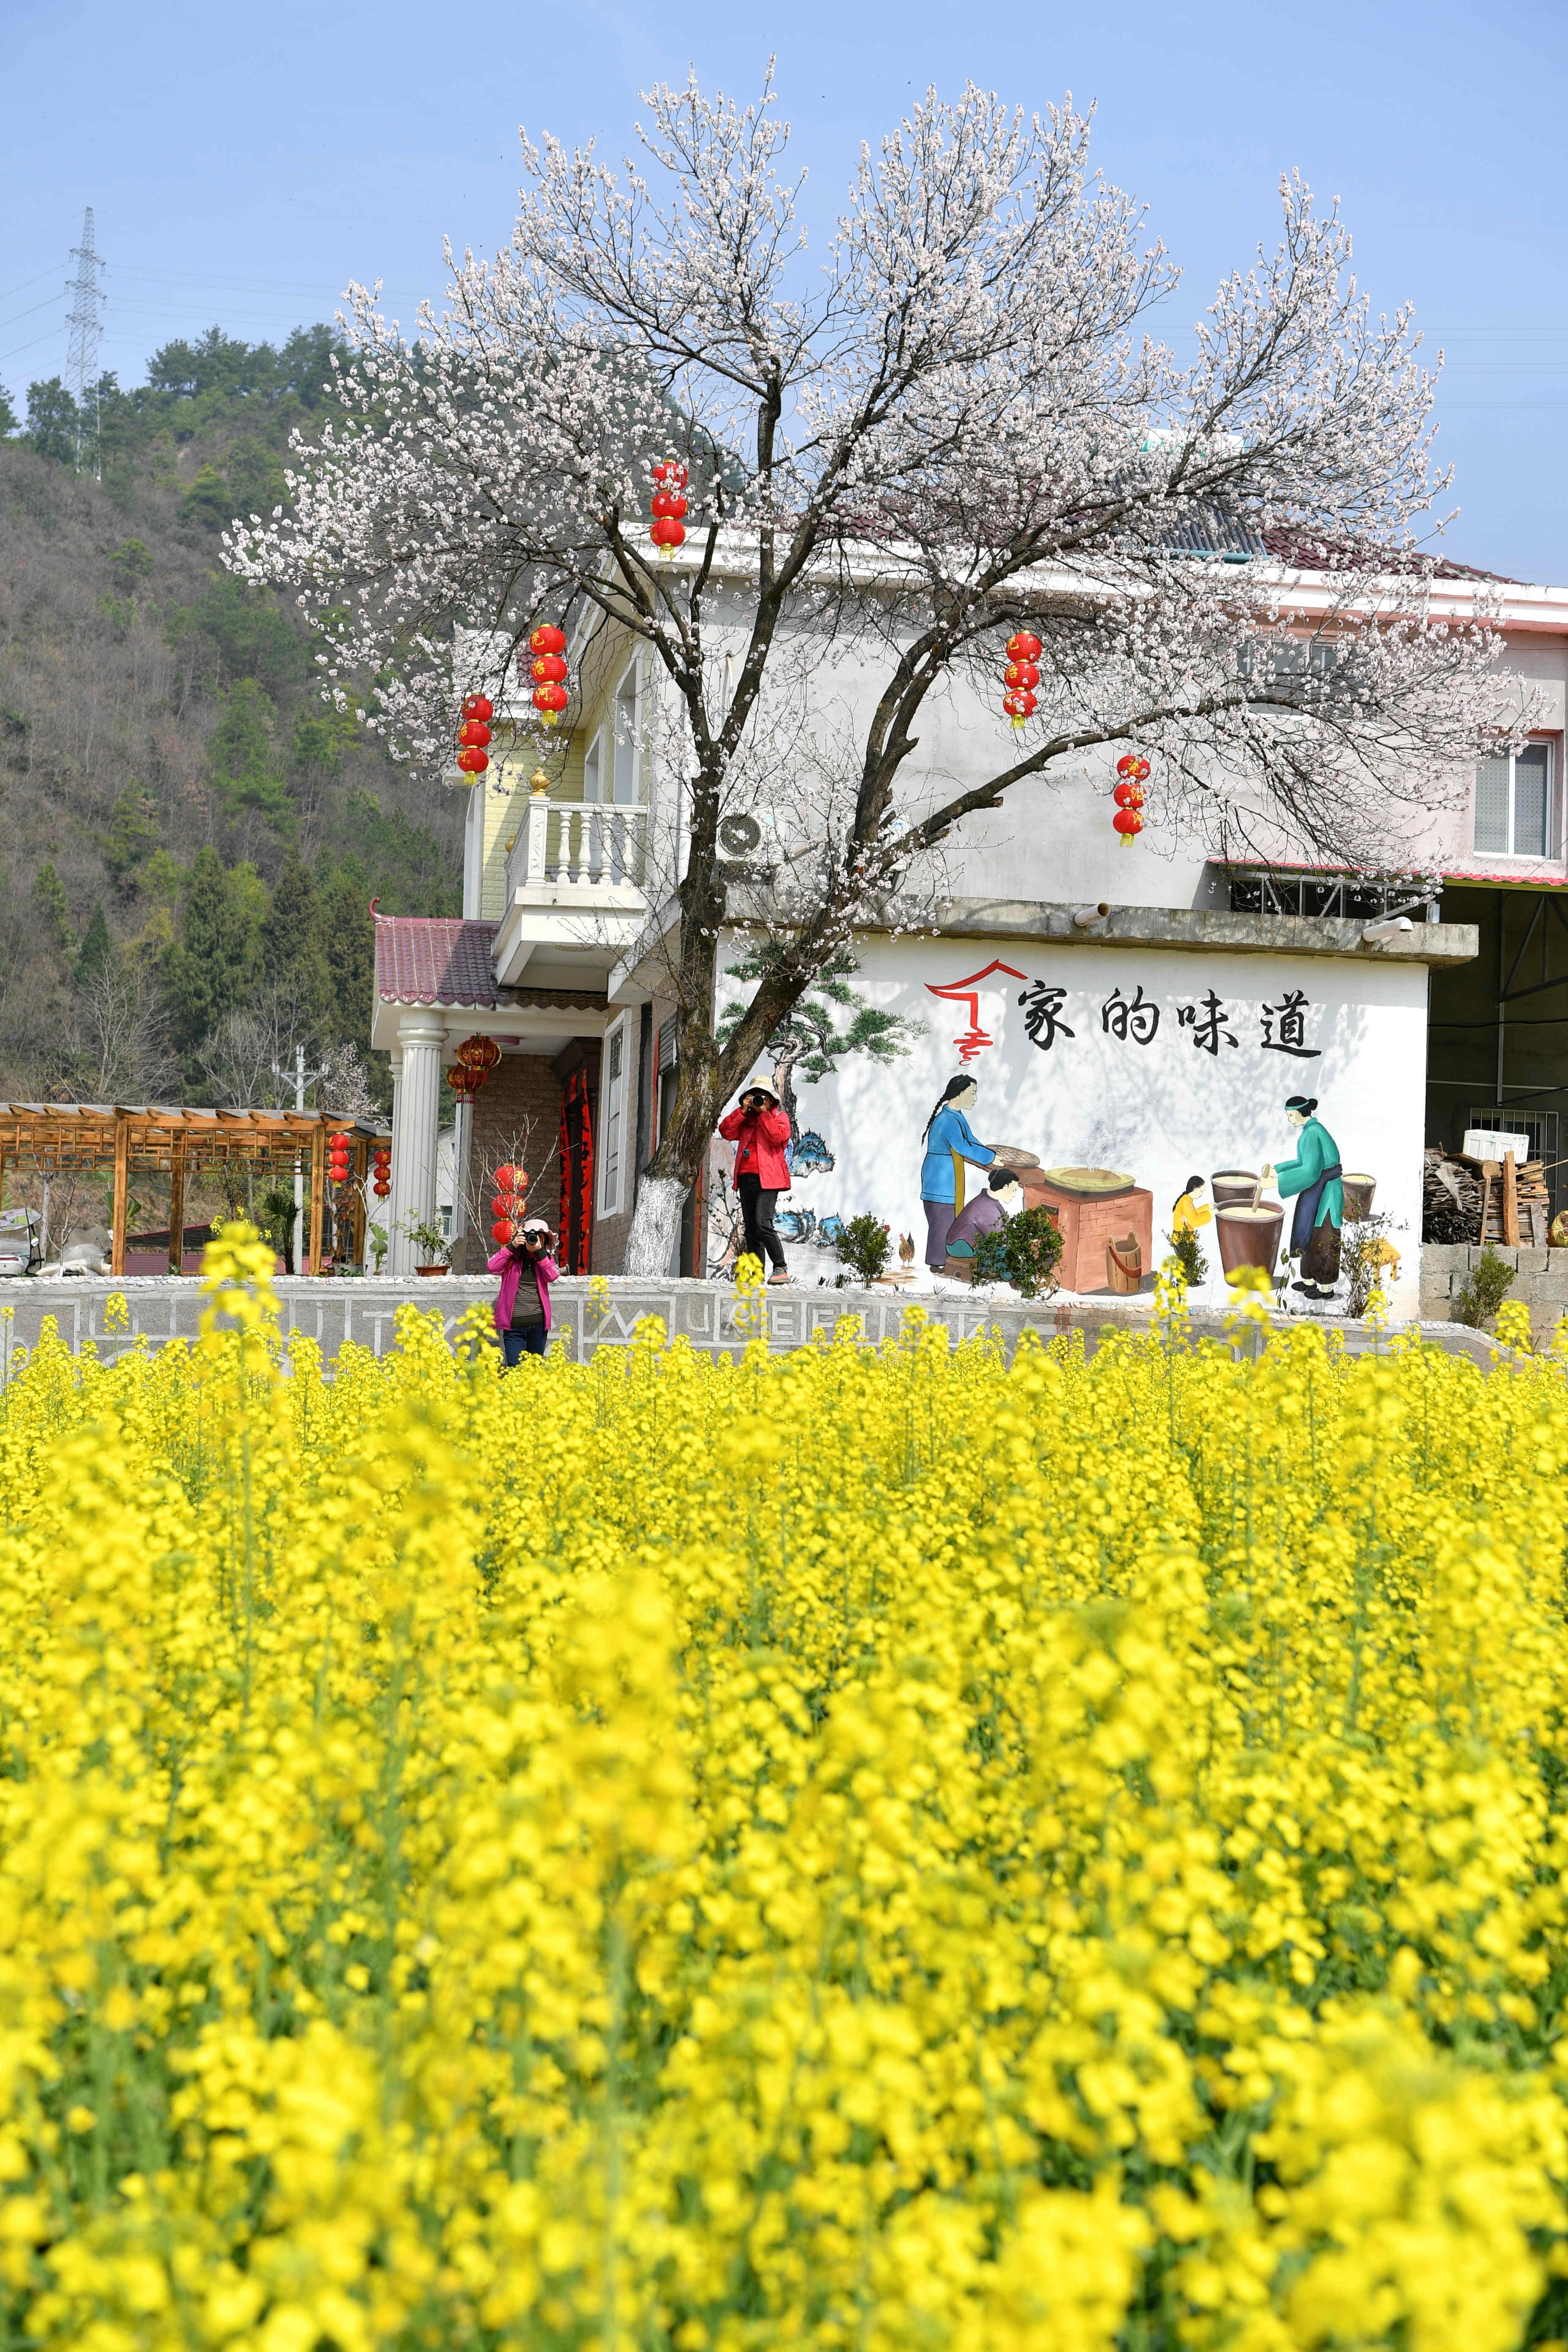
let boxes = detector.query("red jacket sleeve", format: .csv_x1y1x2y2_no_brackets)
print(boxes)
536,1255,559,1285
718,1109,745,1142
757,1108,790,1146
487,1246,513,1275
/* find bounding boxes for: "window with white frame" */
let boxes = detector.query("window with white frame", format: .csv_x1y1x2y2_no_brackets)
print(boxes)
613,663,640,803
597,1016,629,1218
582,727,604,803
1475,741,1555,858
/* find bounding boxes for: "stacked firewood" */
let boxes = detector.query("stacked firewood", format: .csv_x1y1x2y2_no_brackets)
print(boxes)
1423,1149,1480,1244
1423,1148,1552,1247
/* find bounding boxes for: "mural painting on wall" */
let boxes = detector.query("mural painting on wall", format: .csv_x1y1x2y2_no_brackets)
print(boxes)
715,939,1395,1308
713,948,923,1258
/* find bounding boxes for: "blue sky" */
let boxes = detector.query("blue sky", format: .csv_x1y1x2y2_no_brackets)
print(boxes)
3,0,1565,581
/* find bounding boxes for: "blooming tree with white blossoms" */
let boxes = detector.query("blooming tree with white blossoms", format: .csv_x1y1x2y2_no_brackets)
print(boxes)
229,72,1518,1275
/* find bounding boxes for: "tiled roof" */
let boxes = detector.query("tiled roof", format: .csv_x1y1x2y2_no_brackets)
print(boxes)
373,914,500,1007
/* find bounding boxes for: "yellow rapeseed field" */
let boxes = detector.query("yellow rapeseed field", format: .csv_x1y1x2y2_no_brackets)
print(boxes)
2,1233,1568,2352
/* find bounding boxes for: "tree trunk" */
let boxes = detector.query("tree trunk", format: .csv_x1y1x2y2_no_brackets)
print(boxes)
624,1171,686,1279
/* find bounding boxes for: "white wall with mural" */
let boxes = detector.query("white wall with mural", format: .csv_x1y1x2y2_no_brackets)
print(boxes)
715,931,1428,1320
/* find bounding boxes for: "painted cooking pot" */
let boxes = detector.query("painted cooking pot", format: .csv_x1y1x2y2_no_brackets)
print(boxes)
1341,1173,1376,1222
1211,1169,1263,1210
1214,1202,1285,1279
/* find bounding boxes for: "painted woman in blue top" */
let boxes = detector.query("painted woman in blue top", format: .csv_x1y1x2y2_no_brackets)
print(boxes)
1263,1094,1344,1302
919,1075,997,1270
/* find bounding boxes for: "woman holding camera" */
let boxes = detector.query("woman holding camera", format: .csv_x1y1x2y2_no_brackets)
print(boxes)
487,1212,559,1365
718,1079,792,1283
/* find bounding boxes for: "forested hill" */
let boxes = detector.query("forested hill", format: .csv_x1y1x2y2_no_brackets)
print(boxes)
0,327,462,1110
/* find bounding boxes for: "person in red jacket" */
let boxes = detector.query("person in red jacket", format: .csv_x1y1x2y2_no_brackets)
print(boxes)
718,1081,792,1284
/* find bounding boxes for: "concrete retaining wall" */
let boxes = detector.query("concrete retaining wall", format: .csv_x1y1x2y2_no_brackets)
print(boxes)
0,1274,1499,1372
1421,1243,1568,1335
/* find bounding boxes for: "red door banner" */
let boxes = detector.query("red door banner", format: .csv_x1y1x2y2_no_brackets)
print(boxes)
557,1067,595,1273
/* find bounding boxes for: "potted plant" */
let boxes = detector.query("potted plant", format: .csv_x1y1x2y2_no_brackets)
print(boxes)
399,1215,452,1276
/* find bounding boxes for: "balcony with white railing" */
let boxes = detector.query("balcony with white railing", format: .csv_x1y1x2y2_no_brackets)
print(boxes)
491,789,651,986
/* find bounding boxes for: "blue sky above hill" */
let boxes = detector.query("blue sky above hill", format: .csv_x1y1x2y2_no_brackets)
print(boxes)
3,0,1565,581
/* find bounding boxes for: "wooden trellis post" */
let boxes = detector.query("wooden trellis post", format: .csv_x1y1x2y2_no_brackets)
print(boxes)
110,1112,129,1277
308,1121,326,1276
167,1136,187,1275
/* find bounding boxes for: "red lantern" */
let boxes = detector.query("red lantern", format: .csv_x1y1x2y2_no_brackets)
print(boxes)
1006,630,1043,663
651,514,686,556
529,653,567,686
1005,661,1039,691
533,681,569,726
1113,808,1144,845
462,694,493,723
494,1163,515,1190
1003,689,1037,729
457,719,491,749
1116,754,1151,783
373,1182,391,1199
653,460,689,488
651,490,688,520
456,746,489,775
529,623,566,657
491,1219,514,1243
1113,780,1145,809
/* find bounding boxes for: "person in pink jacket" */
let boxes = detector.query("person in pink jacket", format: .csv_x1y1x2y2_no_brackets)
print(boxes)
487,1214,559,1365
717,1081,792,1284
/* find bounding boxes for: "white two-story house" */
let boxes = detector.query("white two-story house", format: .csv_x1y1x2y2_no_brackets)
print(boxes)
370,555,1568,1319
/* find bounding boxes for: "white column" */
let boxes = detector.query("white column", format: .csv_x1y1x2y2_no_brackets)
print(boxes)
389,1011,446,1275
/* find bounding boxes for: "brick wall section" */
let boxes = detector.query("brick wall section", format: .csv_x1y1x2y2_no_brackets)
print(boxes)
456,1052,563,1273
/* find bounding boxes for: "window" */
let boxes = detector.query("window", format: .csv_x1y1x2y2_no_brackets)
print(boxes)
597,1017,629,1217
1475,742,1554,858
613,664,640,803
582,728,603,804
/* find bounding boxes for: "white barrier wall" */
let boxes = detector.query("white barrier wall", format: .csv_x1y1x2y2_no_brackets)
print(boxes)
718,931,1427,1320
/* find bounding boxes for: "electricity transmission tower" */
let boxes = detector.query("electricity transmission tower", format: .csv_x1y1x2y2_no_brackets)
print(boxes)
63,207,105,477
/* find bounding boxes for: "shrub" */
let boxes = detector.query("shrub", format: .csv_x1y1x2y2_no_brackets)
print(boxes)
1164,1223,1208,1288
1455,1242,1516,1329
831,1210,892,1285
968,1200,1065,1298
1339,1210,1404,1319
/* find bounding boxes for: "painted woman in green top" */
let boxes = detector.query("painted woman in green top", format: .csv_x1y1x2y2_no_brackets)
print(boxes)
1263,1095,1344,1301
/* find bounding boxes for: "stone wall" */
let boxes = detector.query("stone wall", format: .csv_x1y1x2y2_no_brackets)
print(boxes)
1421,1241,1568,1337
0,1275,1498,1372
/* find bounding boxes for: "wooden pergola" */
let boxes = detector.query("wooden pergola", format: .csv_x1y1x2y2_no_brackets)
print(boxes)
0,1105,390,1276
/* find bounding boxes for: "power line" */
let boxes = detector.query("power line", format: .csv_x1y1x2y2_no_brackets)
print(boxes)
63,207,105,479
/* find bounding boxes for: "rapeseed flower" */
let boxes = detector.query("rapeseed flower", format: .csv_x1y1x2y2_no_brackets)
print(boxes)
0,1245,1565,2345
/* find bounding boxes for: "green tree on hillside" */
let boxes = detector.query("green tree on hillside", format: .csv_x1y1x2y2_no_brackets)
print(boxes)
257,846,327,1014
319,866,377,1061
163,848,259,1055
179,466,234,532
105,788,159,894
208,681,292,828
0,383,18,438
24,378,78,466
32,863,70,953
168,577,306,696
75,905,113,990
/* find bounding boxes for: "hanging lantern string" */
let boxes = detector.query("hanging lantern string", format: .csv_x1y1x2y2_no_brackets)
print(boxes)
1002,629,1041,731
650,459,689,560
457,692,493,777
1113,752,1151,846
528,623,569,729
